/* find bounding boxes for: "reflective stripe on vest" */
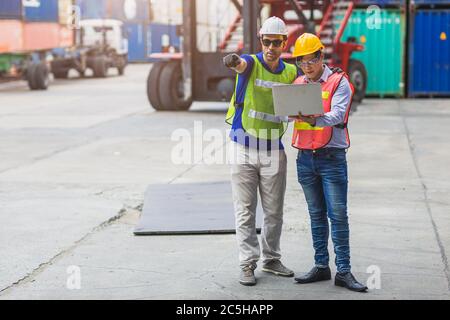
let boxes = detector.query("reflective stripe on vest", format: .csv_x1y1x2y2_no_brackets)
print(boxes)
291,71,353,150
254,79,283,89
248,109,288,124
294,122,324,131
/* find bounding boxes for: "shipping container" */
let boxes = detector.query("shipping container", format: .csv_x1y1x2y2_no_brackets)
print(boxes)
0,0,22,19
124,22,181,62
23,0,59,22
75,0,107,19
409,9,450,96
337,9,405,97
23,22,60,51
125,22,149,62
356,0,405,6
148,23,181,56
412,0,450,6
1,20,71,54
109,0,150,22
0,20,24,53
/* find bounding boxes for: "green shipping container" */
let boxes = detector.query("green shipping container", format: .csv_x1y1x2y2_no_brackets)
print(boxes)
338,9,405,97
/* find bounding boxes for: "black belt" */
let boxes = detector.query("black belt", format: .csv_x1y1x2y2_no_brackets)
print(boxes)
300,147,346,155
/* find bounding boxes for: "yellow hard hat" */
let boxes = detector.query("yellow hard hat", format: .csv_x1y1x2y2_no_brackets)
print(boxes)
293,33,325,58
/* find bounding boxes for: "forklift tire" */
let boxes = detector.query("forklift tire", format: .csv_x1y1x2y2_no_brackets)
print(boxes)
27,63,49,90
93,56,108,78
147,62,167,110
159,62,192,111
26,64,38,90
348,59,367,103
117,56,127,76
35,63,50,90
53,70,68,79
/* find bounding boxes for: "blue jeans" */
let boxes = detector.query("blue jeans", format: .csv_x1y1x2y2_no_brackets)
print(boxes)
296,148,351,274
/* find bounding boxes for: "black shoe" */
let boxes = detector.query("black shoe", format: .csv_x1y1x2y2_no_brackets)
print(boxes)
335,272,368,292
294,266,331,284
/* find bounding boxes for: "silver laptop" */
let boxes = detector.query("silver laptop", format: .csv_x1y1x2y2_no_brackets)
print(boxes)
272,83,323,117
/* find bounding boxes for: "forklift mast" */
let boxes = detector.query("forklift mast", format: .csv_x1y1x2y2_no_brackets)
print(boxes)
243,0,260,54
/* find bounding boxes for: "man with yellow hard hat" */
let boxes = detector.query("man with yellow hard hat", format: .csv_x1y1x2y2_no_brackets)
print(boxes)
290,33,367,292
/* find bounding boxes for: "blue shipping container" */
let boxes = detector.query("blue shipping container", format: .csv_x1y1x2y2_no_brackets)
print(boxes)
0,0,22,19
413,0,450,5
125,23,180,62
75,0,107,19
125,22,149,62
357,0,405,6
148,23,181,56
23,0,59,22
110,0,150,22
409,10,450,96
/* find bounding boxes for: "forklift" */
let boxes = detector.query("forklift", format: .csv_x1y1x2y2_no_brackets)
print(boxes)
146,0,367,111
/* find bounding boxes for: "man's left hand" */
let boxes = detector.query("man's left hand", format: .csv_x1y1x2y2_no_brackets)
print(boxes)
289,112,317,126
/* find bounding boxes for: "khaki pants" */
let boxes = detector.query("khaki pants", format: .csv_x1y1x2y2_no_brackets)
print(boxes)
229,142,287,270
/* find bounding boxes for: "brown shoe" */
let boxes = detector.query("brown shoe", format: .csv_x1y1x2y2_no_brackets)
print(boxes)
239,266,256,286
262,260,294,277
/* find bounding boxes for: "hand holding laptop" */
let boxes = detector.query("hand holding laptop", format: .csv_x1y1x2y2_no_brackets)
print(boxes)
288,112,318,125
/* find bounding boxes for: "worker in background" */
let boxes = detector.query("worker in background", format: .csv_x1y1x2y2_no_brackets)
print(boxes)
290,33,368,292
222,17,300,286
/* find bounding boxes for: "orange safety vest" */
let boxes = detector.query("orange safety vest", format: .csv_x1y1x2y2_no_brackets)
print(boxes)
291,69,354,150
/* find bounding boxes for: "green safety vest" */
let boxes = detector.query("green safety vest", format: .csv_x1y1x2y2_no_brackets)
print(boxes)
226,55,297,140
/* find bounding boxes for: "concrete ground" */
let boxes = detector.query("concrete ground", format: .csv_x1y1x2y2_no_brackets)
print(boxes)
0,64,449,300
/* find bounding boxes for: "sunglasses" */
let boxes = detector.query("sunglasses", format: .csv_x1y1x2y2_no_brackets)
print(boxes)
261,39,284,48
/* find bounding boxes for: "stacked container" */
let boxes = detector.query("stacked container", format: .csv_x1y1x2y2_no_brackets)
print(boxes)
22,0,60,51
408,2,450,96
0,0,74,53
73,0,181,62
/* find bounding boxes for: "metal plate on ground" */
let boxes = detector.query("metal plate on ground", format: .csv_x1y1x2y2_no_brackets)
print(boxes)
134,181,263,235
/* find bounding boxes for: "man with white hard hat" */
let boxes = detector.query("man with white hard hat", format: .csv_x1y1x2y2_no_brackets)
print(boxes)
223,17,300,286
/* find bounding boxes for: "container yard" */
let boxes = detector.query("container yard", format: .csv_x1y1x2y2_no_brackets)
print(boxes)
0,0,450,304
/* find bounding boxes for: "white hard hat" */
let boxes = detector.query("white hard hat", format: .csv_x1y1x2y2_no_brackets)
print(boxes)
259,16,288,36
